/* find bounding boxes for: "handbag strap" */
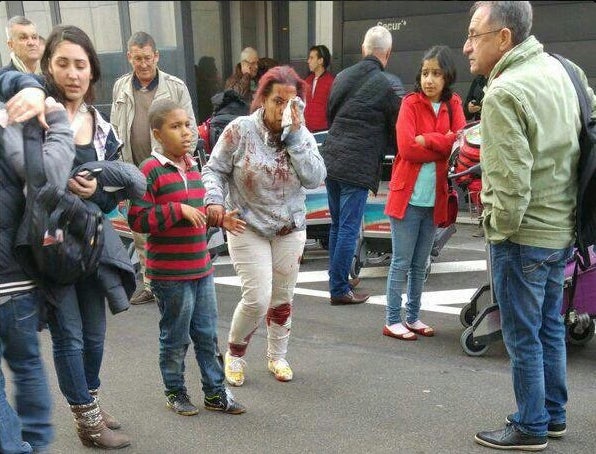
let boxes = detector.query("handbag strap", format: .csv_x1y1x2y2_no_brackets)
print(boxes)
550,54,591,131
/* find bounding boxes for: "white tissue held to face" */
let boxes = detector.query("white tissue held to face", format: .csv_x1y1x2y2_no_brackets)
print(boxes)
281,97,305,130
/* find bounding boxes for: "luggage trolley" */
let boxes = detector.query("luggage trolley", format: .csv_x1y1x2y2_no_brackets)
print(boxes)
453,159,596,355
459,247,596,356
305,131,332,249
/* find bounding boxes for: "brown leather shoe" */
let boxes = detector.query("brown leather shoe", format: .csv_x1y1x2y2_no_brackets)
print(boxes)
348,278,361,289
130,288,156,305
330,290,370,306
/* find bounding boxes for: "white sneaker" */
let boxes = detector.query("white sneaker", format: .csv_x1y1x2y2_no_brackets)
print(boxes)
224,352,246,387
268,358,293,382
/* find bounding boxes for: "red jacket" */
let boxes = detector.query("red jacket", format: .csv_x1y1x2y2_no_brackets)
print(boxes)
385,91,466,225
304,71,334,132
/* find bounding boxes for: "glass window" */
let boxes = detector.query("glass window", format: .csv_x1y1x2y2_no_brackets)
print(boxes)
23,1,53,40
191,1,223,123
0,2,8,67
59,1,122,53
289,1,308,60
129,1,176,48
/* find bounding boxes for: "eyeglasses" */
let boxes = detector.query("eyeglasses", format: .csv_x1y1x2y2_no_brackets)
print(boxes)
242,59,259,67
465,29,502,44
132,55,156,64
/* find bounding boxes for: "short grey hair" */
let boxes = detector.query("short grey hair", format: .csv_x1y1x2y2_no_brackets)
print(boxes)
127,31,156,52
471,1,533,46
6,16,36,40
240,47,258,62
362,26,392,55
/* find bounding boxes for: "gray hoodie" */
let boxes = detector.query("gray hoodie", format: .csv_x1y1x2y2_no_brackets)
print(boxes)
2,105,74,188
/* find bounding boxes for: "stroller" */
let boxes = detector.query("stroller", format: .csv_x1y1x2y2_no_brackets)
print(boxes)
450,121,482,220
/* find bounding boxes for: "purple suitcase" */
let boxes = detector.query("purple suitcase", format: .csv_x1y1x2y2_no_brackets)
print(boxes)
562,247,596,345
562,247,596,316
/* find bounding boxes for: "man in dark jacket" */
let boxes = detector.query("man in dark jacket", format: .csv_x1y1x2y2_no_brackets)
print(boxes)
323,25,399,305
0,79,74,453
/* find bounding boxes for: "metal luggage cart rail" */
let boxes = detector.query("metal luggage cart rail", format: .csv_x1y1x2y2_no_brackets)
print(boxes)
459,245,596,356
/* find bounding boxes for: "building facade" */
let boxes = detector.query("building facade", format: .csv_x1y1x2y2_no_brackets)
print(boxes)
0,1,594,121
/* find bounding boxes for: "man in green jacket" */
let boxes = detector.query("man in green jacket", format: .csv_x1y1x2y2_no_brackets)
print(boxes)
464,1,596,451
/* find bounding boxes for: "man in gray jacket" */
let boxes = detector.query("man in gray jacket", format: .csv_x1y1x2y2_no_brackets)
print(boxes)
111,31,198,305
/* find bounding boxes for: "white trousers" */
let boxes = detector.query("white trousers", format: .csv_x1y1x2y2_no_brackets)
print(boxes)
226,227,306,361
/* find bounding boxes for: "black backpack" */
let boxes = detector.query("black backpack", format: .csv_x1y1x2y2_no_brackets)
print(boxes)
14,119,105,287
552,54,596,268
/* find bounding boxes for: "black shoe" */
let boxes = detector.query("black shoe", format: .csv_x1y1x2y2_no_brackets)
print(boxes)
330,290,369,306
475,425,547,451
506,414,567,439
204,388,246,414
166,391,199,416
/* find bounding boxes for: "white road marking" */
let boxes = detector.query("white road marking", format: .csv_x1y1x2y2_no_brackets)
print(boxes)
214,260,485,315
293,260,486,281
213,256,232,266
214,260,486,277
366,289,476,315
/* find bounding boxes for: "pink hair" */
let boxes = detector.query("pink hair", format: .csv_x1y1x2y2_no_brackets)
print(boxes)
250,65,307,113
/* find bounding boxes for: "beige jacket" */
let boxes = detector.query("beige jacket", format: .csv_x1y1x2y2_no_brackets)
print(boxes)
110,69,198,164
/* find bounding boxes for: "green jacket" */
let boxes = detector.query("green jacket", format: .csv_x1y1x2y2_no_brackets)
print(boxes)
480,35,596,248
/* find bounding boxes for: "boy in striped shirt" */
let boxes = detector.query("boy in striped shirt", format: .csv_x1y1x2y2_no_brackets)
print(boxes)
128,99,246,416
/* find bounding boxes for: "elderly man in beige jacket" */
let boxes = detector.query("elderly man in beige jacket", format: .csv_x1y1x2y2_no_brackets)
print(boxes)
111,31,198,305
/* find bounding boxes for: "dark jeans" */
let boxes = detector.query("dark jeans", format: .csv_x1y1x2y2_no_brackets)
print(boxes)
151,274,225,397
46,274,106,405
326,178,369,297
0,290,53,453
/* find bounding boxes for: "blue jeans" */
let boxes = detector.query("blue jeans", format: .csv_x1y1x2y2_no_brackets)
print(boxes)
0,291,53,453
151,274,225,397
385,205,436,325
326,178,369,297
46,274,106,405
491,240,572,437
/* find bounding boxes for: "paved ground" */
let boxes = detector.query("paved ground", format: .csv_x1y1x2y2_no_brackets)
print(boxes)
5,224,596,453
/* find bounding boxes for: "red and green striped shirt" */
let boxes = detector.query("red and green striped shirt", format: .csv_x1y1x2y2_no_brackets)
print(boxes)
128,152,213,280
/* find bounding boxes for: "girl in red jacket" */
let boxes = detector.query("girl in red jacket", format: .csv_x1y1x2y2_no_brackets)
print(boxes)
383,45,466,340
